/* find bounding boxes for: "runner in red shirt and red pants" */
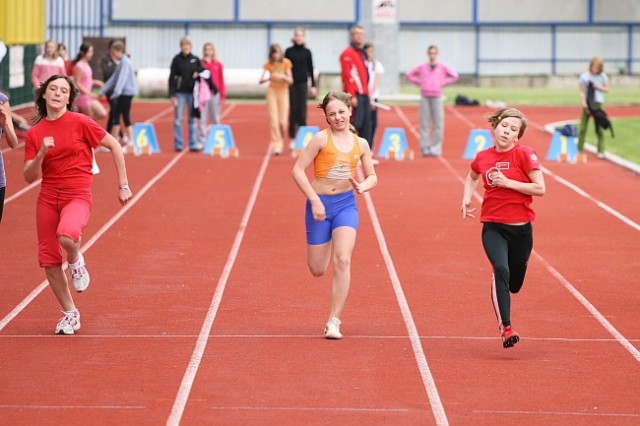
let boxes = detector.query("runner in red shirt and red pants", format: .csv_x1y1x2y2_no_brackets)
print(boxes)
24,74,132,335
461,108,546,348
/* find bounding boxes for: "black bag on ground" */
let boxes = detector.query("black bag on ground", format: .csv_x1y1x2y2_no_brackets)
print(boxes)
455,94,480,106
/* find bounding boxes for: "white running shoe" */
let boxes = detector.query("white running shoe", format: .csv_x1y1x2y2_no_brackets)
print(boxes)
324,317,342,339
55,310,81,335
69,253,90,292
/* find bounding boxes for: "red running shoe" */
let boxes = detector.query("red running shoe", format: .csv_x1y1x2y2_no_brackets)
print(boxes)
500,325,520,348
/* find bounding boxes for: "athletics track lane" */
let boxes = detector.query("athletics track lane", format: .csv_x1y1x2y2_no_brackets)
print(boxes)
0,102,638,425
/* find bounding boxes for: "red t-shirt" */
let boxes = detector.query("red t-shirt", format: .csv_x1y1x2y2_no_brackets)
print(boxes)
471,144,540,223
25,111,106,189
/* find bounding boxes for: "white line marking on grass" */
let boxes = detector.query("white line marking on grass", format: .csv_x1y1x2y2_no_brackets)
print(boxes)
166,146,272,426
0,152,187,332
358,158,448,425
396,105,640,363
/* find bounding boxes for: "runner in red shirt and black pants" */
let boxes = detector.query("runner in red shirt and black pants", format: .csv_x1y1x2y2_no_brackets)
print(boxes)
461,108,546,348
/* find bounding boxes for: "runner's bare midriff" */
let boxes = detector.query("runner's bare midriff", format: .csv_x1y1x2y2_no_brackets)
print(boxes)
312,177,352,195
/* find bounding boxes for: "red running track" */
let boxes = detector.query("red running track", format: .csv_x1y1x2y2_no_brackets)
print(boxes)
0,101,638,425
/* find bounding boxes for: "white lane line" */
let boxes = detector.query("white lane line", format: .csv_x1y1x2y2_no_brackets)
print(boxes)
0,152,187,332
360,168,448,424
532,251,640,362
5,180,41,204
539,164,640,231
0,404,146,410
210,406,412,413
473,410,640,418
2,334,638,342
397,105,640,362
166,146,271,426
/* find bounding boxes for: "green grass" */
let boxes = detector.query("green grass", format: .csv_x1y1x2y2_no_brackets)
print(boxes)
399,85,640,165
601,117,640,164
407,85,640,107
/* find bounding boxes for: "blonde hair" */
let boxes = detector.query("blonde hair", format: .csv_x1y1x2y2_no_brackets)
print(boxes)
589,56,604,74
485,108,528,139
202,42,217,61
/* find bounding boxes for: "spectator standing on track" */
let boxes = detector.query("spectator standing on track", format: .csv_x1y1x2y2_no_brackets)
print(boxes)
31,40,66,89
291,91,377,340
285,27,317,142
169,37,203,152
406,45,458,157
340,25,372,148
577,56,609,162
0,91,19,223
100,39,121,140
23,74,132,335
99,41,138,147
197,42,226,147
364,42,384,151
72,42,106,121
259,43,292,155
56,43,74,77
461,107,545,349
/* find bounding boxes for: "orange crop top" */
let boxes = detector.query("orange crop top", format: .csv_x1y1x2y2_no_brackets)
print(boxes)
314,129,362,180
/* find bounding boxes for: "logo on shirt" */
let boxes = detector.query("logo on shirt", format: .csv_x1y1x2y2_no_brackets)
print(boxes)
486,162,509,187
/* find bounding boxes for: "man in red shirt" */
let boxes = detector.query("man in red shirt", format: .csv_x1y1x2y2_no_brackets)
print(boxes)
340,25,373,149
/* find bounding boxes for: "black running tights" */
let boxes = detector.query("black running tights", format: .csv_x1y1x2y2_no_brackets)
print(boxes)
481,222,533,327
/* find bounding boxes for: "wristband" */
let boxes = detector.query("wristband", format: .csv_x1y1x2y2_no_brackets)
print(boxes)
119,184,130,191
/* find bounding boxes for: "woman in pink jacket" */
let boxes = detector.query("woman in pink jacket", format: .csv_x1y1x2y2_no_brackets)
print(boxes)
406,45,458,157
31,40,66,89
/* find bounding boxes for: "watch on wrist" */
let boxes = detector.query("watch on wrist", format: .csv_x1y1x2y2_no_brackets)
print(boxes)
119,184,130,191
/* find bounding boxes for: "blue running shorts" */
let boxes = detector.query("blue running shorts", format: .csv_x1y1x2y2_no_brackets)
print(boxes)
305,190,359,245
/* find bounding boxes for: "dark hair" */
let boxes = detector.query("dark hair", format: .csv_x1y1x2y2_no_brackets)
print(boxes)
485,107,528,139
72,42,92,66
317,91,352,113
32,74,78,124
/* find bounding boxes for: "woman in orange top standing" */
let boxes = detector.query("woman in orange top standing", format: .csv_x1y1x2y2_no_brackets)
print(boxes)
292,91,377,339
259,43,292,155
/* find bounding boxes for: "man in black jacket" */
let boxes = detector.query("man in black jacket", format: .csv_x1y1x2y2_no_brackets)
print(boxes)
168,37,203,151
285,27,317,141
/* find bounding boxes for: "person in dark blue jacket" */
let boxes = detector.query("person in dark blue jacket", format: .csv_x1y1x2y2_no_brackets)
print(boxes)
168,37,203,152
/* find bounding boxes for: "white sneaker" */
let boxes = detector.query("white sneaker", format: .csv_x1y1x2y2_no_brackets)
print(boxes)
69,253,90,292
324,317,342,339
91,148,100,174
55,310,81,335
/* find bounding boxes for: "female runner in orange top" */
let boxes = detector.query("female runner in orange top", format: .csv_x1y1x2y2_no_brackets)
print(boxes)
292,91,377,339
